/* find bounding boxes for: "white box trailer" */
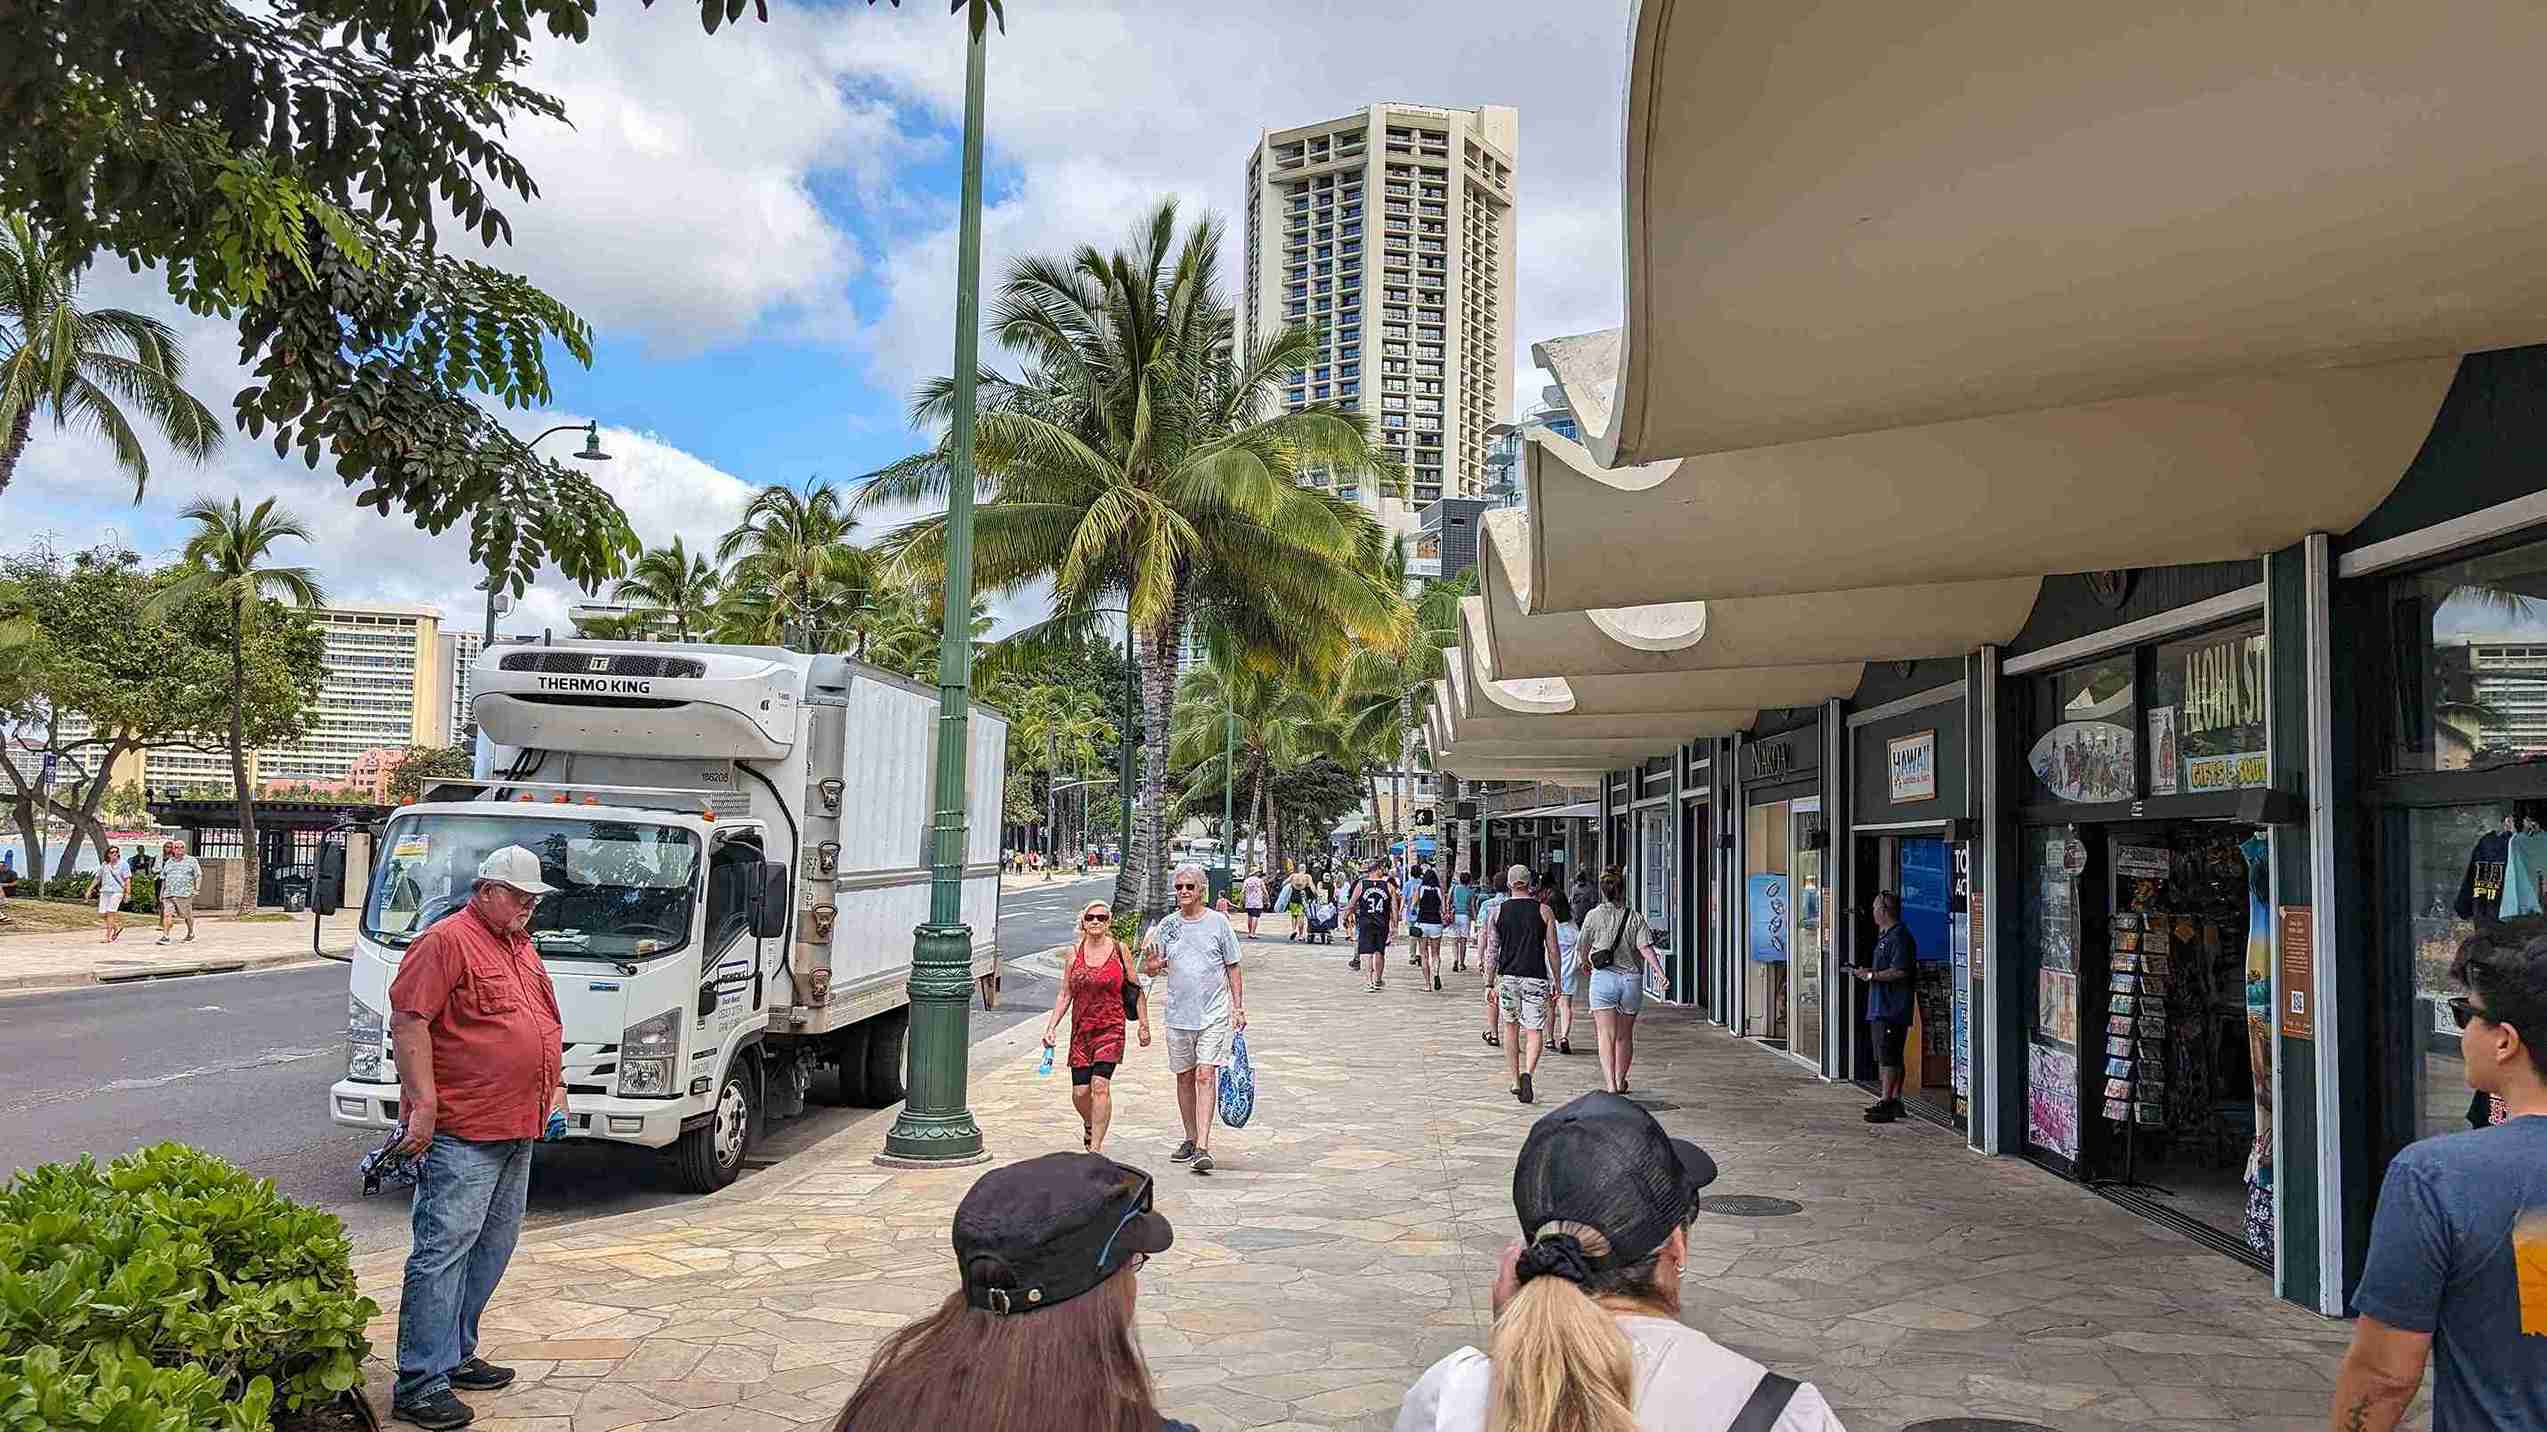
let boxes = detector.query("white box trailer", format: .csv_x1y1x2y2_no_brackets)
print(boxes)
326,643,1004,1191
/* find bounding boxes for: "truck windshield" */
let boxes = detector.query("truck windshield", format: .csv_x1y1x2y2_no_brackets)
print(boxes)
363,813,701,959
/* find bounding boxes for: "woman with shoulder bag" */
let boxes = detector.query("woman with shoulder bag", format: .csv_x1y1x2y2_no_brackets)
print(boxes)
1580,873,1661,1095
1043,901,1150,1154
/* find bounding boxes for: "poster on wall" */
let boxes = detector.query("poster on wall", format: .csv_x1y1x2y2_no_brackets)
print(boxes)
2028,720,2136,804
1898,838,1952,964
1951,910,1972,1098
1746,873,1788,962
2037,969,2079,1047
2027,1042,2081,1160
1887,729,1937,802
2148,707,2180,795
2186,749,2269,793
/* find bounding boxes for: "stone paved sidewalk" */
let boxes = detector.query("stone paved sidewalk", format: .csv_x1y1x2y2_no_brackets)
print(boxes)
350,929,2396,1432
0,908,350,993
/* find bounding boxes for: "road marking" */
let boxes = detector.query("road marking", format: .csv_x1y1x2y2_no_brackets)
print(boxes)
0,1044,337,1118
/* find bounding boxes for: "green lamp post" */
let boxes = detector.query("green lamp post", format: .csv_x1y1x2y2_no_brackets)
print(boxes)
882,0,1000,1167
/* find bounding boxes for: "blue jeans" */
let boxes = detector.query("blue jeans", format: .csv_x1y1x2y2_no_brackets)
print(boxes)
396,1134,532,1405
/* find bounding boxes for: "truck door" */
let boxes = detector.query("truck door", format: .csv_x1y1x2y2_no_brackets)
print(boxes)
701,829,768,1029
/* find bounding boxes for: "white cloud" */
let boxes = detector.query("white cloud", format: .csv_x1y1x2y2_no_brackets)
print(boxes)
835,0,1636,416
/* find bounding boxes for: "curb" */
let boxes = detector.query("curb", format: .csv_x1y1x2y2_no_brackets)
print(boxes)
0,948,335,997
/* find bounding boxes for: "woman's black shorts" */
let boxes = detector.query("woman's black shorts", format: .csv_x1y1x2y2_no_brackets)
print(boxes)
1070,1060,1119,1086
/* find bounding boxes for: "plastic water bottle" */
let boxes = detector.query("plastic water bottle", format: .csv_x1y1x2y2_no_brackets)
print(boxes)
1038,1044,1054,1077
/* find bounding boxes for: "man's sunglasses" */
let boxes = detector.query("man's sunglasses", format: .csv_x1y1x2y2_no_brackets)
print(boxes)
2448,995,2486,1030
1173,882,1201,891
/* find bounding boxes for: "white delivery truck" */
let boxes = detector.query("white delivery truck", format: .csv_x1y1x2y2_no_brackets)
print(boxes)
325,642,1005,1191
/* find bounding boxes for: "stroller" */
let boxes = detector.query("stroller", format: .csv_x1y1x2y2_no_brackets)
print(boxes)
1306,897,1339,944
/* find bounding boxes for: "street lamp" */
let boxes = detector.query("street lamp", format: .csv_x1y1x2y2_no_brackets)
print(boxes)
883,0,996,1168
484,421,612,643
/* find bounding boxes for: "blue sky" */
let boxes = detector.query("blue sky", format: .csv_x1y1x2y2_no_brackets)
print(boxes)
10,1,1631,635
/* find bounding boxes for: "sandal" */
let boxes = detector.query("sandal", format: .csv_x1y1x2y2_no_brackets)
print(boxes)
1482,1030,1500,1047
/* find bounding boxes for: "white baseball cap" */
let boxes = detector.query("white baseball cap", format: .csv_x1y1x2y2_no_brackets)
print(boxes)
476,845,557,895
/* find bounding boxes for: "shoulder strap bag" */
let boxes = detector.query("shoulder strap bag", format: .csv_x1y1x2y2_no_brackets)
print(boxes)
1725,1370,1800,1432
1589,905,1632,969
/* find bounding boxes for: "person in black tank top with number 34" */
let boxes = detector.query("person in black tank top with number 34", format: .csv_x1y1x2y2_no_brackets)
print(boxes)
1351,861,1397,991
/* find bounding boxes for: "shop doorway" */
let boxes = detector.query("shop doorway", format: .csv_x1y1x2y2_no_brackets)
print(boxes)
2020,820,2273,1265
1850,833,1961,1129
1741,797,1823,1067
1679,799,1709,1014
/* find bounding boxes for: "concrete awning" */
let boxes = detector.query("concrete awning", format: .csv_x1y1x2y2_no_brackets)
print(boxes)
1518,359,2456,612
1469,517,2038,681
1581,2,2547,467
1429,689,1693,772
1429,680,1701,745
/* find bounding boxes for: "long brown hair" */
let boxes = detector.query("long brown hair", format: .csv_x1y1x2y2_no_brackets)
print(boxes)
834,1264,1162,1431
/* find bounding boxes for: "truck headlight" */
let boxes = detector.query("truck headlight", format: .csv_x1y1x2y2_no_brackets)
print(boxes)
617,1008,681,1098
347,993,387,1082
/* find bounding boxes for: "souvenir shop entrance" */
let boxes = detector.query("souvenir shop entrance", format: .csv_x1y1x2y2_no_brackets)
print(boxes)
1850,832,1964,1131
2019,819,2275,1267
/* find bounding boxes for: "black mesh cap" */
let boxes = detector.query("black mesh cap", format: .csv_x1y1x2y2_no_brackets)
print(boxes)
1513,1091,1718,1268
953,1153,1172,1315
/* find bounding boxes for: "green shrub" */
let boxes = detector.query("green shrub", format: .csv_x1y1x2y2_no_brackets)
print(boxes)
0,1144,379,1424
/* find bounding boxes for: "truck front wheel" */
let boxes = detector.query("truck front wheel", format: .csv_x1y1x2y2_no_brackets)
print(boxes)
674,1064,754,1192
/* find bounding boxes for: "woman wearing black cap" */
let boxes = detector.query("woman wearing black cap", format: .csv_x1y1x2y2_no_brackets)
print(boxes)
1393,1093,1846,1432
835,1152,1195,1432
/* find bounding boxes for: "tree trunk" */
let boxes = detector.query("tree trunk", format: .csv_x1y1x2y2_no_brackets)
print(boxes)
0,401,33,499
7,789,42,889
231,595,261,911
1113,605,1186,929
1249,762,1269,875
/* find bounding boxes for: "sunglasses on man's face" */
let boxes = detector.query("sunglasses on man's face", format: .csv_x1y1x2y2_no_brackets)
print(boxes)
2448,995,2487,1030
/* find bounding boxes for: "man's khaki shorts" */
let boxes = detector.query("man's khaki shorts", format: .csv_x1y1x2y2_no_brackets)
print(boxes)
163,896,194,921
1165,1019,1234,1073
1496,976,1552,1032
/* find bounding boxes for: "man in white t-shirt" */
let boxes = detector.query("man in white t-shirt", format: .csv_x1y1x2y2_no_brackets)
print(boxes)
1395,1092,1846,1432
1141,863,1247,1176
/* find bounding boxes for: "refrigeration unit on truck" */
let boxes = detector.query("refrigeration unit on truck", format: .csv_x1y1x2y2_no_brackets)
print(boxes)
325,642,1006,1192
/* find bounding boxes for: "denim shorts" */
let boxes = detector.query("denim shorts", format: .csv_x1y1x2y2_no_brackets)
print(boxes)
1589,964,1645,1015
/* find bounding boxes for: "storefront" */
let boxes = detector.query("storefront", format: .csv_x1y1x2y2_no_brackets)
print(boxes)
1735,719,1832,1069
1845,676,1976,1131
2005,608,2287,1269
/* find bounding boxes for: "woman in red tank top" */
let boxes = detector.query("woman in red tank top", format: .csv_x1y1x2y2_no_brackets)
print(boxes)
1041,901,1149,1154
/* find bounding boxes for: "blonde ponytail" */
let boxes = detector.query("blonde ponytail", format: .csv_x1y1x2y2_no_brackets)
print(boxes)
1485,1223,1638,1432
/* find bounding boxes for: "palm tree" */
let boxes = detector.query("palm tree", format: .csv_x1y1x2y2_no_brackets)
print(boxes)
714,478,872,650
1169,657,1322,876
861,199,1411,924
154,497,324,910
1338,548,1473,856
0,214,223,500
1011,684,1114,862
611,537,721,642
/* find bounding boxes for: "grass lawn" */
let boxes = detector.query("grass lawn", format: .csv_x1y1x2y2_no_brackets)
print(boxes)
0,898,107,936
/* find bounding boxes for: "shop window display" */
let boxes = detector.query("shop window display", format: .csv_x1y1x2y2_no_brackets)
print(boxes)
2028,659,2136,804
2398,802,2530,1141
2147,623,2268,795
2387,539,2547,774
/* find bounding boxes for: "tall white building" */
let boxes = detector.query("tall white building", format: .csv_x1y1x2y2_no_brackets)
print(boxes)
1244,103,1518,534
439,630,485,741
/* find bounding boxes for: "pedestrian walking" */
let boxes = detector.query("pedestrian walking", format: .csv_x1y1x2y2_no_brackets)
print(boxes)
1448,870,1477,972
1849,892,1916,1124
386,846,566,1430
1477,878,1509,1047
2335,918,2547,1431
94,844,130,943
1042,900,1150,1155
1140,864,1246,1176
1286,867,1314,942
1241,869,1266,937
1568,864,1599,946
1482,864,1556,1103
154,839,202,945
1394,1091,1844,1432
1350,861,1396,989
834,1153,1196,1432
1402,863,1424,966
1578,873,1660,1095
1414,869,1447,991
1551,887,1584,1056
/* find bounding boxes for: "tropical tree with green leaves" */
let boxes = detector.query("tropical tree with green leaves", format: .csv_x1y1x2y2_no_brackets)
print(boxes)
1011,684,1115,861
1337,546,1474,855
153,497,326,908
0,215,223,501
713,478,873,651
861,199,1411,924
1168,655,1327,877
611,536,721,642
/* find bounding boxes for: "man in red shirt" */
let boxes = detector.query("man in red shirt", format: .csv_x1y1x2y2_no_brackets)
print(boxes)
387,846,566,1429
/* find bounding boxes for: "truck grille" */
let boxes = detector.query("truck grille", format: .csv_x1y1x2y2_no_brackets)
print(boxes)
501,651,705,680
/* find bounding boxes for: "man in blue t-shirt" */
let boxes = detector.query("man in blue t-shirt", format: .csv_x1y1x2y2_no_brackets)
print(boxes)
1849,891,1916,1124
2339,918,2547,1430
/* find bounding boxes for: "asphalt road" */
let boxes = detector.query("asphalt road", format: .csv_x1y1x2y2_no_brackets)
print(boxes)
0,873,1111,1252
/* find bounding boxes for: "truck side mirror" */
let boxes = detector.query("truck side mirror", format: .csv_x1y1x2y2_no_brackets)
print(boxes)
749,861,790,939
313,838,348,916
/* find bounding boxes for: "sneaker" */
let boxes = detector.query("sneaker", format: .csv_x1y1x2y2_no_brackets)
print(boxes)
1348,956,1360,971
449,1358,515,1391
1518,1073,1535,1105
1190,1151,1214,1174
1434,975,1443,992
390,1389,475,1429
1170,1140,1198,1162
155,935,171,945
1864,1104,1901,1124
